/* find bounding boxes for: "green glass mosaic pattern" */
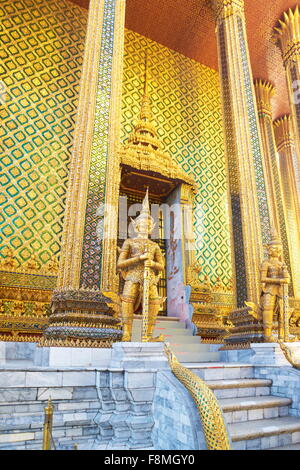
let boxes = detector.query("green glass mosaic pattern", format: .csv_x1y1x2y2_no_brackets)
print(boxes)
0,0,87,270
121,30,233,288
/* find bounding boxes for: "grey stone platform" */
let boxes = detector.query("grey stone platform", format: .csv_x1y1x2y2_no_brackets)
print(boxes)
219,342,300,366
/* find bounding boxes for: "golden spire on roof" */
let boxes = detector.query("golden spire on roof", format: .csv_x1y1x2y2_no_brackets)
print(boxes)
127,51,162,150
120,52,196,189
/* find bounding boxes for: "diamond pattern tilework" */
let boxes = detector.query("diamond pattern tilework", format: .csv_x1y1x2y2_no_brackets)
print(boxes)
0,0,88,272
121,30,233,288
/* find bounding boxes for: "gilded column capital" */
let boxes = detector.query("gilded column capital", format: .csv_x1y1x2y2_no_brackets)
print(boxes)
274,6,300,67
254,80,275,119
273,115,294,152
211,0,244,23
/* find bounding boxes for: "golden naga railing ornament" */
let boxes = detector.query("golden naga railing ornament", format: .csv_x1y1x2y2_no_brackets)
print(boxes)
279,342,300,370
164,343,231,450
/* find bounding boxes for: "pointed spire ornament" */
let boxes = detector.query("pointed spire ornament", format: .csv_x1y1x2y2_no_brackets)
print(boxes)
119,52,196,190
133,188,155,228
269,226,282,247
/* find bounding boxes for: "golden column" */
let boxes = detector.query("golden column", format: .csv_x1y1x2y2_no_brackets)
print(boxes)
254,80,293,296
274,115,300,298
212,0,271,306
43,0,125,346
275,6,300,169
58,0,125,292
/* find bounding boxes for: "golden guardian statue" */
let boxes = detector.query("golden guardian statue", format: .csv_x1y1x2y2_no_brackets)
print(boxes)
260,231,290,342
117,189,165,342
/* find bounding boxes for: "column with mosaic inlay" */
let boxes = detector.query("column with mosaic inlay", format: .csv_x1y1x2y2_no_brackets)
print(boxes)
42,0,125,347
275,6,300,169
274,115,300,298
254,80,294,297
212,0,271,306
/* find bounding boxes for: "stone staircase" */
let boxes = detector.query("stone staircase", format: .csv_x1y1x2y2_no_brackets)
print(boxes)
132,316,220,362
187,363,300,450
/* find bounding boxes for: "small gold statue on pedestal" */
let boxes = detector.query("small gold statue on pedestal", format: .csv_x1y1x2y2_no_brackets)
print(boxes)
117,190,165,342
260,231,290,342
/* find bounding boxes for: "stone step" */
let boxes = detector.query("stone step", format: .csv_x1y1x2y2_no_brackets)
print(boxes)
207,379,272,399
167,343,214,353
220,396,291,424
162,335,200,344
132,321,188,330
132,322,189,332
269,443,300,450
229,416,300,450
176,351,220,362
220,395,291,413
184,364,254,381
133,315,180,322
131,327,192,337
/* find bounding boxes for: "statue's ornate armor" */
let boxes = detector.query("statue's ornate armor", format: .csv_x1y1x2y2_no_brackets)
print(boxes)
260,233,289,342
118,238,163,285
117,237,164,341
116,187,165,342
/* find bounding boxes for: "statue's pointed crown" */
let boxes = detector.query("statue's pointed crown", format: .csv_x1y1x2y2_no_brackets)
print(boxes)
134,188,154,226
269,227,282,246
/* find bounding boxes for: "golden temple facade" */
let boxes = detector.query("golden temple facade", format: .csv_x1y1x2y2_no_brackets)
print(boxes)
1,0,300,345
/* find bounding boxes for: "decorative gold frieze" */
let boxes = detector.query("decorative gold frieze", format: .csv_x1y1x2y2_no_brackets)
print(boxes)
0,285,50,342
0,248,58,277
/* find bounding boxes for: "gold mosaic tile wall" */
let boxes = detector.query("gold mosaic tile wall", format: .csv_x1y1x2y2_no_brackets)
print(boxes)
121,30,233,289
0,3,233,292
0,0,87,272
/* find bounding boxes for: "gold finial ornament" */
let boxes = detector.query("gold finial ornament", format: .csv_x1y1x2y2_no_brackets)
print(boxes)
42,397,54,450
117,189,165,342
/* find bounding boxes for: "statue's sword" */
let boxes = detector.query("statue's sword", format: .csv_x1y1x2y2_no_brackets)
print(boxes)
283,282,289,342
142,243,150,342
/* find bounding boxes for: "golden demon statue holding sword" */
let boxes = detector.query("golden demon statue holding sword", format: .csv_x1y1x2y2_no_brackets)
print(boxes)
247,230,291,342
117,189,165,342
259,231,290,342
